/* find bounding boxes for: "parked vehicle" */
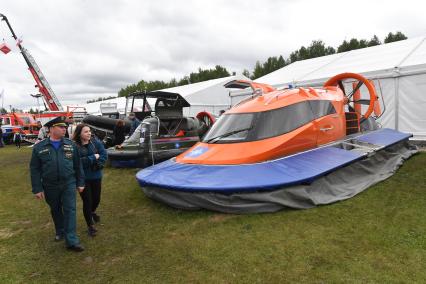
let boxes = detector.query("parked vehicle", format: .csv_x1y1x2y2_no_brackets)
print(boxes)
136,73,417,212
84,91,215,167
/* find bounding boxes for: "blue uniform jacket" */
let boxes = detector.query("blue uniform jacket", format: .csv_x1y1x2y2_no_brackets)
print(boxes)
78,138,108,181
30,138,85,194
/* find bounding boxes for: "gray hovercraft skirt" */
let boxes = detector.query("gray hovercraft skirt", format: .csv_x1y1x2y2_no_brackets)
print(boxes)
141,140,417,213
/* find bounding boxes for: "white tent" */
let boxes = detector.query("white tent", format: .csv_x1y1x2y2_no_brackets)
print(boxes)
81,75,248,117
240,37,426,140
251,36,426,140
80,97,127,116
158,75,249,117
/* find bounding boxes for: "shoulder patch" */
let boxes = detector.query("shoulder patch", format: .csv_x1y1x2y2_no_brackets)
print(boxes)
63,138,76,146
38,148,50,155
33,139,48,149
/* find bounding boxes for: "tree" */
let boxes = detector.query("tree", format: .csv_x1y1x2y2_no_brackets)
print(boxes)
367,35,381,47
86,96,118,104
290,40,335,62
0,107,7,114
337,40,350,53
307,40,336,58
188,65,230,83
337,36,382,53
338,38,364,53
178,76,191,86
251,55,287,79
359,39,368,48
384,32,407,43
242,69,250,78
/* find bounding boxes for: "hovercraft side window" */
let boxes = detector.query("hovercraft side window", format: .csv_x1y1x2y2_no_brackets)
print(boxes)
308,100,336,119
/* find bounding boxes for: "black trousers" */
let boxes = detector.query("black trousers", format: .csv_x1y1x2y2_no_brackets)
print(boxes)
78,179,102,227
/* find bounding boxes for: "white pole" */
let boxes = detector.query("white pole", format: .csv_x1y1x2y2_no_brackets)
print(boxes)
1,89,4,110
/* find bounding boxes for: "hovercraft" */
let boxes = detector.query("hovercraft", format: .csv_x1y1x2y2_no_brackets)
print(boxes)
136,73,418,213
100,91,215,168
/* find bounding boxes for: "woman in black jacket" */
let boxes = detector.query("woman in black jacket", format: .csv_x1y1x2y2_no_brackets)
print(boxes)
73,124,108,236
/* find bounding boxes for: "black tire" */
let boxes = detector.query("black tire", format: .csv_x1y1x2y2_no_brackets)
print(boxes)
83,115,131,132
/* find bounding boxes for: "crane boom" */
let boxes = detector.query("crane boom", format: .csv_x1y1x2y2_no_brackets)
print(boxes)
0,13,63,111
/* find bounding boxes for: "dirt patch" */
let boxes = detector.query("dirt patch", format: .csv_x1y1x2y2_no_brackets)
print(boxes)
111,257,123,263
209,214,236,223
40,221,52,229
10,220,32,226
0,228,15,239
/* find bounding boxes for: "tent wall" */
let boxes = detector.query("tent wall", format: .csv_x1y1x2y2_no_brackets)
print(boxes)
398,74,426,140
376,78,396,131
183,104,230,117
182,81,234,117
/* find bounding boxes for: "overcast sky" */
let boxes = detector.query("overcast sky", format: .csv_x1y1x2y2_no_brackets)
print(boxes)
1,0,425,110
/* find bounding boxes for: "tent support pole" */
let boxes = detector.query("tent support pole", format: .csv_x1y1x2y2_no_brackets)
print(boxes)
394,76,400,130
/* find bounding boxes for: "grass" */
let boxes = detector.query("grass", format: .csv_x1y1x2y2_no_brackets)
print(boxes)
0,144,425,283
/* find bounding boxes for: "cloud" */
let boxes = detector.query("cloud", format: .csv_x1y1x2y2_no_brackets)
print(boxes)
1,0,425,110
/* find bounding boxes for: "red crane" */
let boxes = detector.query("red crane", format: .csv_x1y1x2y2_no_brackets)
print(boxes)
0,13,63,111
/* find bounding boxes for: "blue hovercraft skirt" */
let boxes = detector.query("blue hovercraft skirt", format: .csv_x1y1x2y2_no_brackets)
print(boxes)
136,128,412,194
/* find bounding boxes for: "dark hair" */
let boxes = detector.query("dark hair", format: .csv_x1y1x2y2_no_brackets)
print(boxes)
116,119,125,127
72,123,90,145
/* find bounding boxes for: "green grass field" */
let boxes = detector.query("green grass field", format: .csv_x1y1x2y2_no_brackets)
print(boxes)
0,145,425,283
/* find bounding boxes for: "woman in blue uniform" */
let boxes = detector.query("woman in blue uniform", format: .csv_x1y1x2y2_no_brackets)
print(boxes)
73,123,107,236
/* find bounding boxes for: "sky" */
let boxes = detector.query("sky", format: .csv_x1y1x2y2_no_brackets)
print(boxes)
0,0,425,110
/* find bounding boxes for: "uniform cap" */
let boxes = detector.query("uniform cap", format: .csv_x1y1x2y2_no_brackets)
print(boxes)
45,116,69,128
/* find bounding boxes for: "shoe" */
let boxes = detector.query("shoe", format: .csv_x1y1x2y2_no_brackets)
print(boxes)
66,244,85,252
54,235,64,242
88,226,97,237
92,213,100,223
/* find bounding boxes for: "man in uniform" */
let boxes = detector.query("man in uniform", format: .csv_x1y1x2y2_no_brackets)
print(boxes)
30,116,85,252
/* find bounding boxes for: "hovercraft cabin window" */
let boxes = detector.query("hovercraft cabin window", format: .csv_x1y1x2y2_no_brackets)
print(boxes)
252,101,314,140
203,100,336,143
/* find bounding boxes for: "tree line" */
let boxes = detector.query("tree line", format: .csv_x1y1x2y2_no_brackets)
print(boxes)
117,65,231,97
114,31,406,98
86,96,117,104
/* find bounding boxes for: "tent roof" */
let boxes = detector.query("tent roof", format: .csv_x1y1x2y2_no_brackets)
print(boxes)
256,36,426,86
80,75,249,114
158,75,249,100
